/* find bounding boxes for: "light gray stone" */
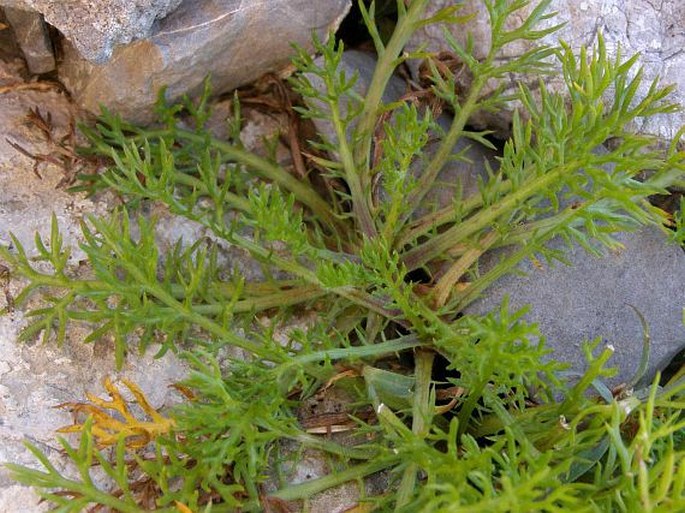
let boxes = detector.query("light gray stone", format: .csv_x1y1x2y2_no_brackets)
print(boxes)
465,227,685,388
406,0,685,140
0,60,192,510
263,385,389,510
3,7,54,74
0,485,47,512
57,0,351,123
0,0,183,63
0,56,326,509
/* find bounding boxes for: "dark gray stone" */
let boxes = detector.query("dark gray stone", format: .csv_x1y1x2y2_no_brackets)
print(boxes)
3,7,54,74
303,49,407,147
465,227,685,388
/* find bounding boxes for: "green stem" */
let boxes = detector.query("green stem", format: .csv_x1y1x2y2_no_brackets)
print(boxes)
93,227,282,361
401,160,581,269
395,179,513,249
354,0,431,184
294,433,379,461
169,282,326,313
279,334,421,370
270,457,399,501
182,130,341,230
432,230,499,309
344,0,432,240
396,349,435,510
457,378,488,438
335,286,404,322
402,75,486,227
99,286,324,324
165,170,250,212
143,278,276,359
218,230,403,322
7,467,145,513
123,128,344,233
325,82,378,238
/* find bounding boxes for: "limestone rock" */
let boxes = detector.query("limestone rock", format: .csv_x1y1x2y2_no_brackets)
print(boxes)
0,60,191,510
406,0,685,140
57,0,351,123
0,0,183,63
0,485,46,512
0,55,322,509
465,227,685,388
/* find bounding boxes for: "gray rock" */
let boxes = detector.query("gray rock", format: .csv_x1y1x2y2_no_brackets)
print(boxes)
3,8,54,74
0,0,183,63
57,0,351,123
0,59,191,509
405,2,685,387
465,227,685,388
406,0,685,140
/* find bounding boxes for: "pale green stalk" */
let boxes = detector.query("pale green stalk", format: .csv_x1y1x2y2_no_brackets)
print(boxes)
401,159,583,269
396,349,434,510
354,0,431,199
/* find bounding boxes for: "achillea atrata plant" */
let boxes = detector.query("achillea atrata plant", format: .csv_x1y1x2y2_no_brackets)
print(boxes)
3,0,685,511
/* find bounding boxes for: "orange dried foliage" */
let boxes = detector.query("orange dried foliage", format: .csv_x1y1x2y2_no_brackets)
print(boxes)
57,377,175,448
174,502,194,513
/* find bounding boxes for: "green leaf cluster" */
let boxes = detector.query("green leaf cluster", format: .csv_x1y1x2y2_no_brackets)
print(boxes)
2,0,685,511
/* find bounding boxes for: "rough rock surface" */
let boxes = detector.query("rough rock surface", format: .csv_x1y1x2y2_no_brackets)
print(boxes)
0,59,192,511
3,7,54,74
406,0,685,140
260,386,389,512
465,227,685,388
0,0,183,63
57,0,351,123
0,54,350,511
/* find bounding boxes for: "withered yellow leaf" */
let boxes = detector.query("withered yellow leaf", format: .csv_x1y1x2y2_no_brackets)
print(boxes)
57,377,175,448
175,502,194,513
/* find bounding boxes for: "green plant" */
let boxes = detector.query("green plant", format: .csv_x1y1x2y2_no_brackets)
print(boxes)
3,0,685,511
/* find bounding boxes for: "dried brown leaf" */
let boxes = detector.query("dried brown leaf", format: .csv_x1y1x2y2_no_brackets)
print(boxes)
0,81,62,95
